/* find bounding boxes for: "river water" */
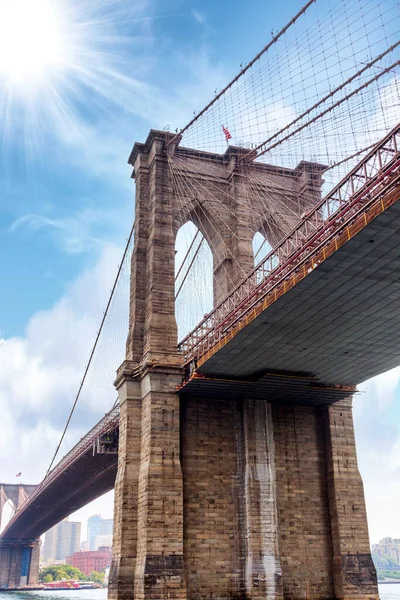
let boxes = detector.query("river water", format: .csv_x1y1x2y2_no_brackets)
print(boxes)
380,584,400,599
0,586,399,599
0,591,106,600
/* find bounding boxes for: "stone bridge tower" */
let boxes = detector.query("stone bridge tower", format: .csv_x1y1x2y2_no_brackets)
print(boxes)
0,484,40,589
108,131,377,600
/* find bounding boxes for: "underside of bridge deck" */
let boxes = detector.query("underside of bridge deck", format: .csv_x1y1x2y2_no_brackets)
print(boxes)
192,195,400,388
3,449,117,541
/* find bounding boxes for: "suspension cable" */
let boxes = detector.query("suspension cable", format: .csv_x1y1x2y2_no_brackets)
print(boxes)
45,221,135,477
175,236,205,300
325,143,376,171
253,58,400,160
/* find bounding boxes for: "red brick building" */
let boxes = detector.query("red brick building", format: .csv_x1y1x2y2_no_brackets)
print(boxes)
67,546,112,576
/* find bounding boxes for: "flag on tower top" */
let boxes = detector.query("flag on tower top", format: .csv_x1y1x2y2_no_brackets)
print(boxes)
222,125,232,142
16,472,21,478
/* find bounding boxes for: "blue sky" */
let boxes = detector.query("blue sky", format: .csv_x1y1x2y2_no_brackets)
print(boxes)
1,0,400,545
0,0,303,336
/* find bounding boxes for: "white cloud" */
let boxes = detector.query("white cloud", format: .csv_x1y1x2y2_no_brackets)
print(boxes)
53,119,134,186
0,244,124,485
354,367,400,543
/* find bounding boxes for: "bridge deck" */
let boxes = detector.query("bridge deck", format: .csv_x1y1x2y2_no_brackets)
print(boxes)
192,196,400,386
3,451,117,540
2,410,119,541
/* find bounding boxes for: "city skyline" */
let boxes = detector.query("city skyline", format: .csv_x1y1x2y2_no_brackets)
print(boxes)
41,514,113,563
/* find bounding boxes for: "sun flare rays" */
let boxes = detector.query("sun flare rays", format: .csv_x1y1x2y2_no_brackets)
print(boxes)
0,0,63,79
0,0,151,159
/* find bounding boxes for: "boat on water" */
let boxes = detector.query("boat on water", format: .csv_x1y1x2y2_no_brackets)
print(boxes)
77,581,102,589
43,580,101,590
42,581,80,590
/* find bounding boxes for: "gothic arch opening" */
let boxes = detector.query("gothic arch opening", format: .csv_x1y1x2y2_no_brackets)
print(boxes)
175,221,213,341
0,498,14,534
253,231,272,267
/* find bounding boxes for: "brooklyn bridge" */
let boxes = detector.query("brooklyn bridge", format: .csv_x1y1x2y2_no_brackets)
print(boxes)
1,1,400,599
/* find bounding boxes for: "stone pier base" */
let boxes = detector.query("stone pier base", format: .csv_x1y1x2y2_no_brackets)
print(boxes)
0,539,41,589
110,390,378,600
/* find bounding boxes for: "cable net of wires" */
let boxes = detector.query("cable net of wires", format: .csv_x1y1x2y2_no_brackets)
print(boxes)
167,0,400,335
173,0,399,183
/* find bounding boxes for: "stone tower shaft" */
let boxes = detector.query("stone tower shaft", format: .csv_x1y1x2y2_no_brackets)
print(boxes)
108,130,377,600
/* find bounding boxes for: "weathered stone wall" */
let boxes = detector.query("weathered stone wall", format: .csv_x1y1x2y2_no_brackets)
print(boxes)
134,369,185,600
273,404,335,599
181,398,243,599
29,541,40,586
0,545,18,588
324,398,378,599
108,370,142,600
240,399,282,600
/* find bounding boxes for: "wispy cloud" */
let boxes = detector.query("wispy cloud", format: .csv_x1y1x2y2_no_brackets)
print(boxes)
11,214,103,253
10,198,132,254
192,10,206,25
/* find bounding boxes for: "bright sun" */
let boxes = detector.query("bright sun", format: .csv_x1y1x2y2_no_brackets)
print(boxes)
0,0,63,80
0,0,146,156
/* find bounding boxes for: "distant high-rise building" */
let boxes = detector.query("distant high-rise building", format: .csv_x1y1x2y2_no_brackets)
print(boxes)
373,537,400,566
87,515,113,550
57,520,81,561
100,518,113,536
87,515,102,551
43,518,81,563
43,524,57,562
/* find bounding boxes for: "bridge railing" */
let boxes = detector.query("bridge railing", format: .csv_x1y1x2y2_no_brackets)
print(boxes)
1,405,120,537
178,122,400,363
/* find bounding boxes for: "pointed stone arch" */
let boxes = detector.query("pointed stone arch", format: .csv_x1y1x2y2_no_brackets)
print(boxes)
0,499,14,534
175,221,213,340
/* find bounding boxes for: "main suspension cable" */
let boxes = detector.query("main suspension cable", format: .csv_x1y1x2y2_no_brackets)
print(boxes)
45,221,135,477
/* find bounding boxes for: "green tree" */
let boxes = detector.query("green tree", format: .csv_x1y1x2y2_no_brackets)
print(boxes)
378,569,400,580
89,571,105,586
43,574,53,583
64,565,85,580
40,564,85,582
